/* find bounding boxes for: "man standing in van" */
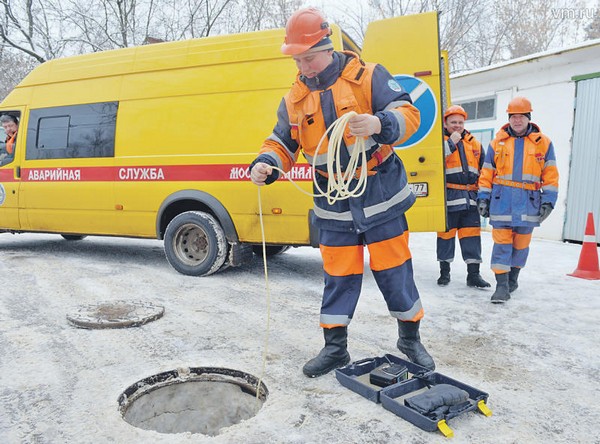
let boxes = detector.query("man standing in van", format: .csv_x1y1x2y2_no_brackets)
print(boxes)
249,8,435,377
436,105,490,288
0,114,18,161
477,97,559,303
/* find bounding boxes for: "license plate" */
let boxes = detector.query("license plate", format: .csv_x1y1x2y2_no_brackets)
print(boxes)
409,182,428,197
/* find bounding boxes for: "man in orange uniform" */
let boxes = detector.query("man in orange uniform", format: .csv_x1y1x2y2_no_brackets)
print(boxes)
477,97,559,303
0,114,18,162
249,8,435,377
436,105,490,288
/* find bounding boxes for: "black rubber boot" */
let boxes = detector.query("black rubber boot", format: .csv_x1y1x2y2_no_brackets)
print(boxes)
508,267,521,293
466,263,491,288
302,327,351,378
491,272,511,303
397,320,436,371
437,261,451,286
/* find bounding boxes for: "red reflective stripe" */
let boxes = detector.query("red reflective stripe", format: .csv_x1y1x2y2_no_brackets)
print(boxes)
0,170,14,181
3,164,313,182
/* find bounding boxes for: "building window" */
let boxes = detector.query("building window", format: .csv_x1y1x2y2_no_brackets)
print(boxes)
470,128,495,152
457,97,496,121
26,102,118,160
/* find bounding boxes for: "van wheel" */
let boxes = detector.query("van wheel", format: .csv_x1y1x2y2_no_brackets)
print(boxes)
61,234,87,241
164,211,227,276
252,245,291,257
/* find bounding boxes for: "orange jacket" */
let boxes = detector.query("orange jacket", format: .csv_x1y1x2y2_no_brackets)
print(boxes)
251,51,420,233
443,129,483,212
478,123,559,226
5,132,16,155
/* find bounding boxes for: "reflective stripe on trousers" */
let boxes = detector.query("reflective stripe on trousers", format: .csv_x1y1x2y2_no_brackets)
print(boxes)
491,226,534,273
436,207,482,263
318,214,424,328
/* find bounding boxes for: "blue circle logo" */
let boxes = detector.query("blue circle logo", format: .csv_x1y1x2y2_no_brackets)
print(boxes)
393,75,438,149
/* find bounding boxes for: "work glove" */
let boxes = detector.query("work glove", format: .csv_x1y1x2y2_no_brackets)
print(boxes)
539,202,554,223
477,199,490,218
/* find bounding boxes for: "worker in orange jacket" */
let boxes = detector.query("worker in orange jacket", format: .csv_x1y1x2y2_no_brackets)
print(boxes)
437,105,490,288
249,8,435,377
477,97,559,303
0,114,18,162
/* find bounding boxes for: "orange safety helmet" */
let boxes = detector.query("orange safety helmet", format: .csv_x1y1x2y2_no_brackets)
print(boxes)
443,105,467,120
281,8,332,55
506,96,533,114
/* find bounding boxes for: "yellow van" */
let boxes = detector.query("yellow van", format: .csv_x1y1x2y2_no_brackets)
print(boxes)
0,12,447,276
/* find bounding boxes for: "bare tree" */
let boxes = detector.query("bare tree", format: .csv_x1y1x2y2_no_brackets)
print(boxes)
225,0,301,33
585,1,600,39
61,0,164,50
0,47,38,100
0,0,595,83
494,0,583,59
431,0,491,72
0,0,70,62
0,0,241,61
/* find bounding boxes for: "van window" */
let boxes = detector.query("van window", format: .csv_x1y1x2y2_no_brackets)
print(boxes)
26,102,118,160
0,111,20,166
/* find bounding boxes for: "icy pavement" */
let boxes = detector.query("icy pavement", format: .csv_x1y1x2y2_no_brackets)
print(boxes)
0,231,598,443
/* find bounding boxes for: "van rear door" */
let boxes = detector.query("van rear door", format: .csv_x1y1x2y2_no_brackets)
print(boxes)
361,11,447,232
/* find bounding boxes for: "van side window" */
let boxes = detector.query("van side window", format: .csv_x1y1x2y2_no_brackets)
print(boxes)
26,102,118,160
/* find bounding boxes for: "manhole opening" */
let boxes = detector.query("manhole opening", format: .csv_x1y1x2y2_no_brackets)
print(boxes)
118,367,268,436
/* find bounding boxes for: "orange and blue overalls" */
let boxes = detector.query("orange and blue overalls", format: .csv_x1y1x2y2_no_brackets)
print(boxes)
478,123,559,273
250,51,424,326
437,129,484,264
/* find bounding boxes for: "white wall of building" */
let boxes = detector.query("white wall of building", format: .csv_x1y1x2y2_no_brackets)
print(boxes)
450,40,600,241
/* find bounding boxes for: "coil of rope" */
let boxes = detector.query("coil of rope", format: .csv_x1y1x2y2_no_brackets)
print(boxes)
266,111,368,203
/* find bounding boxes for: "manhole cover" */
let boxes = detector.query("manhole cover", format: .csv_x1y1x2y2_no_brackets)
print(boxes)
66,300,164,329
118,367,268,436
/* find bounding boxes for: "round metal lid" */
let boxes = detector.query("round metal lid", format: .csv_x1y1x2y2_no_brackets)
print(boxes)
66,300,164,329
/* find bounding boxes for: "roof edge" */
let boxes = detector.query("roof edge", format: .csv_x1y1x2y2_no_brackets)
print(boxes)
451,38,600,79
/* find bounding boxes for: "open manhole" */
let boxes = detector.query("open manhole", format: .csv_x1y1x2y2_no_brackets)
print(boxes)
118,367,268,436
66,300,164,329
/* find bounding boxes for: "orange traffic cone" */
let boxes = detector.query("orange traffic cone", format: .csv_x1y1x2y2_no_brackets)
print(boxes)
568,212,600,280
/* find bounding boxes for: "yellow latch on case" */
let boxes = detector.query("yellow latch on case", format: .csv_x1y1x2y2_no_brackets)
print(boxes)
437,419,454,438
477,400,493,417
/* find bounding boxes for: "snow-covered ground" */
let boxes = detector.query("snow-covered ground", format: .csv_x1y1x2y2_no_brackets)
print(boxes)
0,230,598,443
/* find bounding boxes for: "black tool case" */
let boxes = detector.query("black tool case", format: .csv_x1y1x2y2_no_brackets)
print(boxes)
335,354,492,437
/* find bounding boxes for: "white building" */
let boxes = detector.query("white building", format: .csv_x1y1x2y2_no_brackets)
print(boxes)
450,39,600,242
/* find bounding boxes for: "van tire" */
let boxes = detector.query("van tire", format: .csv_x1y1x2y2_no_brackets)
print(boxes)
61,235,87,241
252,245,291,257
164,211,227,276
